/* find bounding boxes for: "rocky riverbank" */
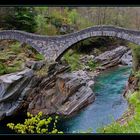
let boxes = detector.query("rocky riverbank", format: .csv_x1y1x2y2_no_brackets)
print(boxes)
94,46,132,69
0,63,96,120
0,45,132,120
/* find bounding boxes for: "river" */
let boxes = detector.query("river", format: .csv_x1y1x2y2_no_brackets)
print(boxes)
0,65,131,134
57,66,132,133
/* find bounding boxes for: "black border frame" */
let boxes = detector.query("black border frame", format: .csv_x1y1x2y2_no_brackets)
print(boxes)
0,0,140,6
0,0,140,139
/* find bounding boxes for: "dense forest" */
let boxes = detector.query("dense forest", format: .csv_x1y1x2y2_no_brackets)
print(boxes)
1,7,140,35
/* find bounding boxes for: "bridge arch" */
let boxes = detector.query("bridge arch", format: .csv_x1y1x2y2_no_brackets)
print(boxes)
0,25,140,62
55,36,128,61
55,26,140,61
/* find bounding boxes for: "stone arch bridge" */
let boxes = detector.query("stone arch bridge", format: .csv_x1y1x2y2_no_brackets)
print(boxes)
0,25,140,63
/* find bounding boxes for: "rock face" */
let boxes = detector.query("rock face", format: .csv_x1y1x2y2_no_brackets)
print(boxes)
120,50,132,66
94,46,130,68
28,70,95,116
0,45,133,120
123,73,139,97
0,63,95,120
0,68,35,120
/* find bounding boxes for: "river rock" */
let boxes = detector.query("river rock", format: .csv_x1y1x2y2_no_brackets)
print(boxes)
120,50,132,66
0,68,35,120
94,46,129,68
80,55,95,64
28,70,95,116
0,61,95,120
25,60,46,70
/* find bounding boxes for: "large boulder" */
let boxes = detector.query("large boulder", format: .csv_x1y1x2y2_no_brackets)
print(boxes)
0,63,95,120
0,68,35,120
28,70,95,116
120,50,132,66
94,46,129,68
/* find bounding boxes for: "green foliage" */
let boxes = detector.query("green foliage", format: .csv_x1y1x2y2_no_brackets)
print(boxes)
34,53,45,61
10,42,21,54
62,50,83,71
87,60,99,70
0,41,45,75
0,62,7,75
62,49,100,71
97,91,140,133
0,42,23,75
0,60,23,75
43,24,57,35
77,17,93,30
7,112,63,134
5,7,37,32
68,9,79,24
35,14,48,35
134,71,140,78
128,43,140,72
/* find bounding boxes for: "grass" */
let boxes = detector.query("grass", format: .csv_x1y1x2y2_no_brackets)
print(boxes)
10,42,21,54
0,41,45,76
62,49,100,71
0,60,23,75
128,42,140,72
134,71,140,78
34,53,45,61
97,91,140,133
62,49,83,71
87,59,100,70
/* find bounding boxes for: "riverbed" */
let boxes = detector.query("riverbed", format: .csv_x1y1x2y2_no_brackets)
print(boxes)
0,66,131,134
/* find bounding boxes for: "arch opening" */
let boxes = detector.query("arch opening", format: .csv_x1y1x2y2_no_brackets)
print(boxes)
57,36,134,71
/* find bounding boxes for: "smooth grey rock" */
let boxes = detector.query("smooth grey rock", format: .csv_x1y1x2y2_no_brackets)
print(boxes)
0,111,5,121
120,50,132,66
0,65,95,120
28,70,95,116
94,46,129,68
0,68,34,120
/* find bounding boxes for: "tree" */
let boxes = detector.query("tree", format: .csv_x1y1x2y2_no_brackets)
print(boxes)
5,7,37,32
7,112,63,134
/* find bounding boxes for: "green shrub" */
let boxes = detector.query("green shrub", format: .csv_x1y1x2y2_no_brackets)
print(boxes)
87,60,98,70
63,50,83,71
0,60,23,75
134,71,140,78
34,53,45,61
128,43,140,72
10,42,21,54
5,7,37,33
7,112,63,134
35,14,48,35
0,63,7,75
44,24,57,35
68,9,79,24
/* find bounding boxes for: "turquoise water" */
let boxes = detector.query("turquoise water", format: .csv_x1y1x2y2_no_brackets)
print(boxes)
57,66,132,133
0,66,131,134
